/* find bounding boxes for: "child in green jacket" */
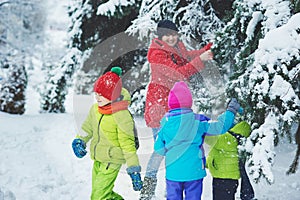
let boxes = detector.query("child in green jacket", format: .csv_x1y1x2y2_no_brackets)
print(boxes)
206,121,254,200
72,67,143,200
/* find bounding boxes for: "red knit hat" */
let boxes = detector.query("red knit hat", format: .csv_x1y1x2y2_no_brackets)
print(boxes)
93,67,122,101
168,81,193,109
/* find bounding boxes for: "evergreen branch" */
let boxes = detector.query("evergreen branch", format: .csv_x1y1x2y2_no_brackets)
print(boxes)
0,0,34,8
280,68,300,99
0,1,11,7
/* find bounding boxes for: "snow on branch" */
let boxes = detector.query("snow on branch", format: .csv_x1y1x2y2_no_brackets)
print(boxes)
246,11,263,42
0,0,10,7
250,13,300,109
96,0,134,16
126,0,163,40
126,17,157,40
270,75,300,105
260,0,291,31
247,111,277,184
256,15,300,66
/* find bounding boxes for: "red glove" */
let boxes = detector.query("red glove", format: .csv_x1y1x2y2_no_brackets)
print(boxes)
204,42,213,51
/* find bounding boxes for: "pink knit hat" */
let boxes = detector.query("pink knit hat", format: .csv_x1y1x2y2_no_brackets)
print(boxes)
168,81,193,109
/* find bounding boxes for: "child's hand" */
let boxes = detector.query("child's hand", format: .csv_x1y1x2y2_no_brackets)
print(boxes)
72,138,87,158
129,172,143,191
127,166,143,191
200,50,213,61
238,107,244,115
227,98,241,114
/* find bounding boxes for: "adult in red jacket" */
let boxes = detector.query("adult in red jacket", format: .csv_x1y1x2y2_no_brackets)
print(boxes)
140,19,213,200
144,20,213,129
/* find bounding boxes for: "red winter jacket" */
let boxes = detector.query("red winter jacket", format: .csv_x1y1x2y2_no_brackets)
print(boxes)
144,38,207,128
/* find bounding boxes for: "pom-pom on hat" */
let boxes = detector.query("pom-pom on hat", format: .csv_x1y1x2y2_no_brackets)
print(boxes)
168,81,193,109
94,66,122,101
157,19,179,39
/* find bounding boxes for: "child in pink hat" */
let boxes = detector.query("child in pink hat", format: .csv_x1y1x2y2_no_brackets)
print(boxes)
154,81,241,200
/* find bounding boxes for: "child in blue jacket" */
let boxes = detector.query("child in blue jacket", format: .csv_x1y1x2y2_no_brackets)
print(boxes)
154,81,241,200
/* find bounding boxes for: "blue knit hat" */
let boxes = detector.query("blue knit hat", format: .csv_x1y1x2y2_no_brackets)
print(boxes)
157,19,179,39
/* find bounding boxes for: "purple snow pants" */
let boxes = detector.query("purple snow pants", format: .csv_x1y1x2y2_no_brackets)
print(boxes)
166,179,203,200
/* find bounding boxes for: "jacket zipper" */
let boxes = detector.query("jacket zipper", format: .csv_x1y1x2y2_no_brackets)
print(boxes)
106,163,111,170
94,115,104,160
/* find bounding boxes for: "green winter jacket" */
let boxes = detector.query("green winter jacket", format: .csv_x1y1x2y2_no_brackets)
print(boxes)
206,121,251,180
78,88,139,167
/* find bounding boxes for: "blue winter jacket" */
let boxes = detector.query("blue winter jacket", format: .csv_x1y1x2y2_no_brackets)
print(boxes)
154,108,235,181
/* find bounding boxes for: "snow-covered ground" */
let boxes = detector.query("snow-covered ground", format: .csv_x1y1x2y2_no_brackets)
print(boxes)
0,94,299,200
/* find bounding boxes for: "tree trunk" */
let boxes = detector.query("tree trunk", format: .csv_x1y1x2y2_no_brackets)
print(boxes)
286,122,300,175
291,0,300,14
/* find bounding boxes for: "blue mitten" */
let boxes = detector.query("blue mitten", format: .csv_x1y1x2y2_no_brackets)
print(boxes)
72,138,87,158
127,166,143,191
227,98,241,114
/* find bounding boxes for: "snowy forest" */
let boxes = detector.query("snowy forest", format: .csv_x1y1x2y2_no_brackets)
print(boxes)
0,0,299,192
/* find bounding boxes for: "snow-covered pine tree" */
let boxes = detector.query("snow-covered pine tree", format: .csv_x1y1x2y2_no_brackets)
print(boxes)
40,0,86,112
215,0,298,184
40,62,67,113
240,12,299,184
0,57,27,114
0,0,45,114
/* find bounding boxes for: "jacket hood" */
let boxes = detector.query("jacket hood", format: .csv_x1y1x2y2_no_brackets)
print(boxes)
120,88,131,104
229,121,251,137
